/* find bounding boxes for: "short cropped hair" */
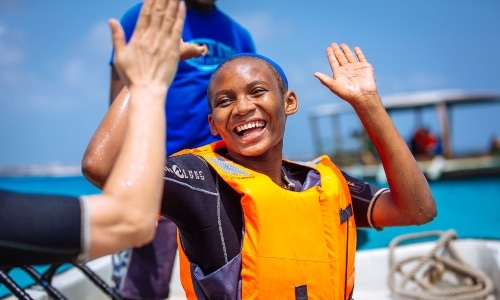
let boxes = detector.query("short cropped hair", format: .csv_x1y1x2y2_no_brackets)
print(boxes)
207,53,288,111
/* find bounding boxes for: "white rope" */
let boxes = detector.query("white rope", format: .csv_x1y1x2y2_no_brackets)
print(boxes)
387,229,496,300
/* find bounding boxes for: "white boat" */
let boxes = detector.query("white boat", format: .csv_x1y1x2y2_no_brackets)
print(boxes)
2,230,499,299
1,257,116,300
308,89,500,182
0,256,186,300
353,230,500,300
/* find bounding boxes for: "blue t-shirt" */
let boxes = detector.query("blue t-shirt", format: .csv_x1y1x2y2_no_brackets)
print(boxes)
112,3,256,155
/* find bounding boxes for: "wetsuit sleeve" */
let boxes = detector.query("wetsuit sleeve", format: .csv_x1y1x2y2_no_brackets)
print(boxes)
0,189,85,268
161,154,219,226
341,171,388,230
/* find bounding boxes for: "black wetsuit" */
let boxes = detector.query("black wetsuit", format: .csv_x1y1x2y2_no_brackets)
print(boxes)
0,189,84,268
162,152,386,275
0,153,385,271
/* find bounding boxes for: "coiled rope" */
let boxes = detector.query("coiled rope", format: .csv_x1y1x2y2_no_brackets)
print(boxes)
387,229,496,300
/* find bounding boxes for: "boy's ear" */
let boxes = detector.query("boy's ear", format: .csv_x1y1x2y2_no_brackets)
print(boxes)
208,115,219,136
285,90,298,116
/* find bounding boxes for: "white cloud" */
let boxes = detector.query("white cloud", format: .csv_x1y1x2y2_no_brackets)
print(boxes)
384,71,447,92
62,60,85,88
83,21,113,56
231,11,294,43
0,0,21,11
0,23,25,67
52,21,112,105
407,72,447,89
0,20,109,115
28,92,73,112
56,20,112,92
0,23,33,111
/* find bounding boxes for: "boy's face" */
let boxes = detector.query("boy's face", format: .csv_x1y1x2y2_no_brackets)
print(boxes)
208,57,297,157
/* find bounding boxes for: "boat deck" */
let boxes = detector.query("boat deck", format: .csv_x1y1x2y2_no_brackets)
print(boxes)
3,238,499,299
1,255,186,300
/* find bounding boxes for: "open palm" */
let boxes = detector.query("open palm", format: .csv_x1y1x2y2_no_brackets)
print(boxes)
315,43,377,106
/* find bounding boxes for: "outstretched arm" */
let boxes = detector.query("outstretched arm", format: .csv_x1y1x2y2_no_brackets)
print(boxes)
84,0,183,258
314,43,437,227
86,43,206,189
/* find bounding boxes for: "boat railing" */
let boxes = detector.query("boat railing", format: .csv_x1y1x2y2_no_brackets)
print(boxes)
0,260,120,300
309,90,500,181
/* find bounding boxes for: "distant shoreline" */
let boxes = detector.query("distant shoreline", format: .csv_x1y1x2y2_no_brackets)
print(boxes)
0,164,82,177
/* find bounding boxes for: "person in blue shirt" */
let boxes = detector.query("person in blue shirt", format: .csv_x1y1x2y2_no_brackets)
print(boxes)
0,0,205,268
105,1,256,299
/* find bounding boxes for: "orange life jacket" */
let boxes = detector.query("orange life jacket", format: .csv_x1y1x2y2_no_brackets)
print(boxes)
175,141,356,300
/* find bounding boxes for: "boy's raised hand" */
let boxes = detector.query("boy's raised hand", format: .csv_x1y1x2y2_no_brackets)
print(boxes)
314,43,378,107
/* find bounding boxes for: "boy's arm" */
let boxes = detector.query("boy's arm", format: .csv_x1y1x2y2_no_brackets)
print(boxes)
314,43,437,228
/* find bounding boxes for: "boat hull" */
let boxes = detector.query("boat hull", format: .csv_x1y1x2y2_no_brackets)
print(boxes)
353,238,500,300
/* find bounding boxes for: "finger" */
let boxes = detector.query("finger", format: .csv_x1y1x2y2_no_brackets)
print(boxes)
326,45,339,70
109,19,126,59
170,0,185,39
314,72,337,93
340,44,357,63
180,43,207,60
332,43,349,66
199,44,208,56
160,0,181,36
150,0,168,31
314,72,332,85
136,0,154,31
354,46,367,62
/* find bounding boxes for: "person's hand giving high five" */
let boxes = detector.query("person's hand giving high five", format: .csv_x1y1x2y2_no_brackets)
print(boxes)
85,0,188,256
108,0,185,92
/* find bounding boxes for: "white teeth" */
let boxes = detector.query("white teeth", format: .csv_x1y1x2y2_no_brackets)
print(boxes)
236,121,265,133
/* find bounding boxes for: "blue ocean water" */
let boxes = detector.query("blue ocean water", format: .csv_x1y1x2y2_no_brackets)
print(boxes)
357,176,500,250
0,175,499,298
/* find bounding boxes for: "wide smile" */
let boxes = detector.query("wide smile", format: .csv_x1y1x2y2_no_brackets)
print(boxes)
234,120,267,138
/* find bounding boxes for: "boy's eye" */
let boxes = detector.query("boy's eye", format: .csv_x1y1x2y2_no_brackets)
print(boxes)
216,97,232,107
251,88,266,96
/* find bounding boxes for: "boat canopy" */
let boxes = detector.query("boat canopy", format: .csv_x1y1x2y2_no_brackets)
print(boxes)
309,89,500,118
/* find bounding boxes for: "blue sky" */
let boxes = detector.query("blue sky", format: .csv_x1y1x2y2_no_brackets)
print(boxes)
1,0,499,167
